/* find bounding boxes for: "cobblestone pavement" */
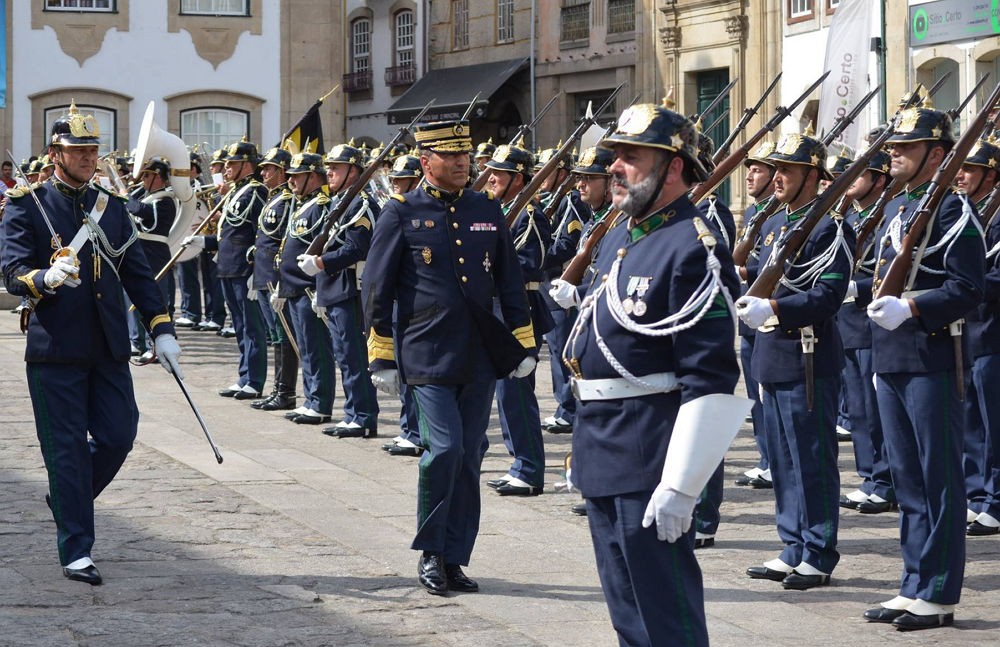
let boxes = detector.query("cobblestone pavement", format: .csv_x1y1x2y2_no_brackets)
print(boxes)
0,307,997,646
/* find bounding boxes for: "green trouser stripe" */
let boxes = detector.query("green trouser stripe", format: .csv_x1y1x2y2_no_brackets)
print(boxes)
817,377,835,545
512,379,543,485
413,388,432,522
933,371,954,600
350,299,376,417
667,527,696,646
28,364,66,564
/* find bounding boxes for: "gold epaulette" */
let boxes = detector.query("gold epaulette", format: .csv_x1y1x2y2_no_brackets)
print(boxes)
316,193,331,205
391,193,406,203
4,184,34,199
485,190,495,201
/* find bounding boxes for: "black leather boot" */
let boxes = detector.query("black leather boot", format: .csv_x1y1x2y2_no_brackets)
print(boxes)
251,344,281,409
260,341,297,411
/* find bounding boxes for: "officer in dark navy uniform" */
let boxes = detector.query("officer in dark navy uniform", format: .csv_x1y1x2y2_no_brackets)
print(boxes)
483,141,551,496
249,147,298,412
956,138,1000,536
736,130,854,591
271,153,335,425
837,149,896,514
296,143,380,437
185,141,269,398
553,101,747,647
1,105,181,585
856,104,984,630
363,119,536,595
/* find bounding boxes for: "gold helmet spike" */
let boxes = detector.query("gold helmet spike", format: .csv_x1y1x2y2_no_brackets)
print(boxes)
348,137,357,146
922,94,935,109
694,117,704,133
804,121,815,137
486,137,493,145
515,135,527,149
662,87,676,110
68,99,79,115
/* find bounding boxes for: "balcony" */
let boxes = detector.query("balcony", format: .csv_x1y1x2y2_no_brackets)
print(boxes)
384,64,416,88
343,70,373,94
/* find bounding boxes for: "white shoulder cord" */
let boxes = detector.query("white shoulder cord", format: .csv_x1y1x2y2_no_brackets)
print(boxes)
778,218,852,293
889,194,983,277
513,209,546,268
327,196,375,249
703,196,731,249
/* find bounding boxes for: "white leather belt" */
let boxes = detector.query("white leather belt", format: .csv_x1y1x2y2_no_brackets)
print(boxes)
138,232,169,244
572,372,679,401
525,282,540,291
757,314,780,333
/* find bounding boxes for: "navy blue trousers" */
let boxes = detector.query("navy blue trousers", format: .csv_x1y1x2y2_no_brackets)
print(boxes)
410,375,495,565
966,353,1000,518
761,378,840,574
398,384,422,445
288,294,333,415
220,276,267,392
587,493,707,647
544,306,577,423
877,371,965,604
178,254,226,324
695,462,724,535
496,370,546,487
844,347,894,500
325,297,379,430
257,286,293,345
740,335,769,471
26,361,138,566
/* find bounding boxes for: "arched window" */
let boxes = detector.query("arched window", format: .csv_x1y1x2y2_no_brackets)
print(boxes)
44,105,116,155
180,108,249,152
394,10,414,69
352,17,372,73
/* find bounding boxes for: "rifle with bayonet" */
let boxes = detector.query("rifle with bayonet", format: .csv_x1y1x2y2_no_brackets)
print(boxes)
472,92,562,192
304,100,434,256
691,78,738,125
714,72,782,163
822,86,881,147
692,71,830,205
502,84,625,228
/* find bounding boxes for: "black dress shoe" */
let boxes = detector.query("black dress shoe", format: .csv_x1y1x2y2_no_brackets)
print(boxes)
322,426,377,439
444,564,478,592
571,502,588,516
839,494,863,510
486,477,511,489
218,386,241,397
857,500,898,514
232,388,263,401
495,482,543,496
864,607,907,623
694,536,715,549
292,413,332,425
892,611,954,631
734,474,752,486
387,444,423,456
967,520,1000,536
418,552,448,595
63,565,102,585
781,572,830,590
284,410,304,420
748,476,773,489
259,395,296,411
746,566,789,582
250,394,276,410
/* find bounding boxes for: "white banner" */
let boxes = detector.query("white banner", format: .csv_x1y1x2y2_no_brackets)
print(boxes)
817,0,874,153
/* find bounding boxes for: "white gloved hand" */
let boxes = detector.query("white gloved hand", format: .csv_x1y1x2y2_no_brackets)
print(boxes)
371,369,400,396
548,279,580,309
247,275,257,302
509,356,537,379
735,295,775,329
269,290,286,312
867,296,913,331
182,235,206,250
153,334,183,380
846,280,858,299
641,485,698,542
43,257,80,289
310,292,324,318
297,254,323,277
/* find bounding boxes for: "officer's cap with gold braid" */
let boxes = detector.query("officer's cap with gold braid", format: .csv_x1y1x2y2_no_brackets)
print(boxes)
414,119,473,153
389,154,422,179
259,147,293,171
744,139,777,169
49,100,101,147
287,152,325,175
485,141,535,176
599,102,709,182
886,105,954,145
572,146,615,176
766,131,833,181
324,143,365,169
475,138,497,159
964,138,1000,171
226,140,259,165
533,144,572,172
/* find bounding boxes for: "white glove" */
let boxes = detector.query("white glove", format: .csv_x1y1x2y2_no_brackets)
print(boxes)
867,295,913,331
846,280,858,299
735,295,775,329
642,485,698,542
43,257,80,289
153,334,183,380
509,356,537,379
297,254,323,277
247,275,257,302
371,369,400,396
310,292,324,318
182,235,205,250
548,279,580,309
269,291,286,312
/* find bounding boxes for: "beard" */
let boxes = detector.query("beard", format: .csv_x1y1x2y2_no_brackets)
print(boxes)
612,170,661,218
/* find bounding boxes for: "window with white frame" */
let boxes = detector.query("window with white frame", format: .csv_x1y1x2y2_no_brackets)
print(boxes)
180,108,249,153
45,0,114,11
45,105,115,155
395,10,415,68
180,0,249,15
453,0,469,50
827,0,841,9
607,0,634,34
497,0,515,43
352,18,371,73
789,0,813,18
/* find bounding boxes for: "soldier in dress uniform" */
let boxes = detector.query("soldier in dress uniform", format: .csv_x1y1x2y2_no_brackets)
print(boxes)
734,140,777,490
1,105,182,585
736,131,854,591
693,130,736,246
484,141,552,496
249,147,299,412
856,104,984,630
473,138,496,174
827,148,857,440
271,152,335,425
190,147,230,334
552,101,746,647
175,152,205,329
955,138,1000,536
185,141,269,397
837,149,896,514
363,118,536,595
295,143,380,436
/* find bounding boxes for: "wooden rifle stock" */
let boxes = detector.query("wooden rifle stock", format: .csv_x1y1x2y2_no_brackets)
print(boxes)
732,198,781,266
852,178,898,269
472,92,563,192
877,80,1000,299
541,172,576,224
559,211,618,286
978,184,1000,228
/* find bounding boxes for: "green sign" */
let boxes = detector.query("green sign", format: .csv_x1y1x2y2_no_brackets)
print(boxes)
909,0,1000,47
